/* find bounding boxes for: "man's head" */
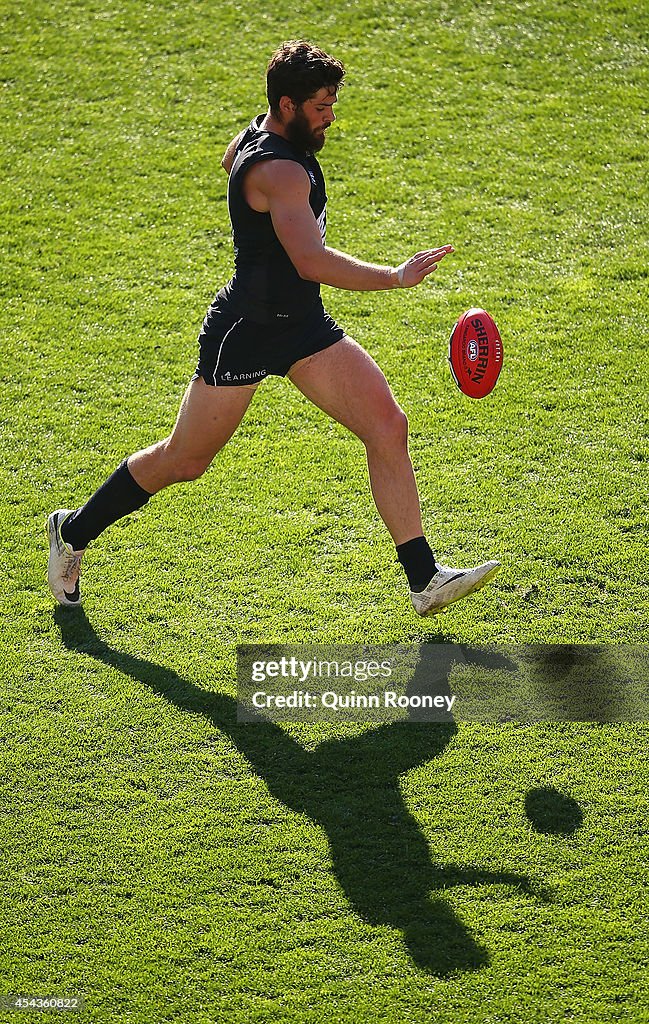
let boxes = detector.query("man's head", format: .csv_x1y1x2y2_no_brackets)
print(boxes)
266,40,345,152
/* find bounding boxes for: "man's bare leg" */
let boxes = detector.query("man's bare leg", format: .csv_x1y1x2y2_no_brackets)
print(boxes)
287,337,500,612
48,378,258,605
288,336,423,546
128,377,258,493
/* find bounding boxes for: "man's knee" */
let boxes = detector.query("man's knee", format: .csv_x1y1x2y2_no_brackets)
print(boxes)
160,440,212,483
364,403,409,453
171,455,212,483
175,459,211,483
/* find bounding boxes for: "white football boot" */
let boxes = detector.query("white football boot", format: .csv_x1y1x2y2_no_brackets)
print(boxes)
410,560,501,616
47,509,85,607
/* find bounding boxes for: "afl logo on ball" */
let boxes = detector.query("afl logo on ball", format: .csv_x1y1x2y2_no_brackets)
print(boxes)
467,339,479,362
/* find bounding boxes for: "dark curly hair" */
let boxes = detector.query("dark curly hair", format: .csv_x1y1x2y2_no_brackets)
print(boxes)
266,40,345,115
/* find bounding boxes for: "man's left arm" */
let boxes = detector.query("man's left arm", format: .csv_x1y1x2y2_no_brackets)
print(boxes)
263,161,453,290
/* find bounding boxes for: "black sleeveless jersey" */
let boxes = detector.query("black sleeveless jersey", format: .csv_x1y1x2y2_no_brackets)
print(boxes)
221,115,327,324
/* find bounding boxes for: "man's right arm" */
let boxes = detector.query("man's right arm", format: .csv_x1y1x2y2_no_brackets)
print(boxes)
255,160,453,291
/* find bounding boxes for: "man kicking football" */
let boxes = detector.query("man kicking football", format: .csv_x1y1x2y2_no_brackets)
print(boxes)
48,40,500,615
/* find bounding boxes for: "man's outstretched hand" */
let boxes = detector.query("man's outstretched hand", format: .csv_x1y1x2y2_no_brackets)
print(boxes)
394,245,455,288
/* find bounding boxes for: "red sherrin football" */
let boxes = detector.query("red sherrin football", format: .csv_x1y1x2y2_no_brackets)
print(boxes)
448,308,503,399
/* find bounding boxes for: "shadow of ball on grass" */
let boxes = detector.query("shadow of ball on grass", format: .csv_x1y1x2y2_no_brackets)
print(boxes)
525,787,583,835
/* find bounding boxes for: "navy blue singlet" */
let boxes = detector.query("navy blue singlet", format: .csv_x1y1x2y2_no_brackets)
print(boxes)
221,115,328,325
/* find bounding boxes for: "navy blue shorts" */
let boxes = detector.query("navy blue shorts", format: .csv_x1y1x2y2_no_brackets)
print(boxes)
192,295,345,387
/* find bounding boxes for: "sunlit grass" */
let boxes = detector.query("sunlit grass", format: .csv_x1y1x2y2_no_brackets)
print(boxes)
1,1,648,1021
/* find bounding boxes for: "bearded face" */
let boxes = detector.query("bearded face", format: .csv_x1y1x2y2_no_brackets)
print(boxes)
285,104,327,153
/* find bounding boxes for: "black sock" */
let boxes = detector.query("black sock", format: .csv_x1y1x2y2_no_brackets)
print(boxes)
61,459,153,550
396,536,438,592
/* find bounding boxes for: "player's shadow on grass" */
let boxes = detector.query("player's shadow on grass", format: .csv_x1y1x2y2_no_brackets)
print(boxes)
55,609,550,977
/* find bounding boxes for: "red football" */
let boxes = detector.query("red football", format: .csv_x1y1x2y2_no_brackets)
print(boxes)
448,308,503,399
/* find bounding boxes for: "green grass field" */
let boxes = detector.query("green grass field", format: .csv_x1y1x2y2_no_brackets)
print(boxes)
2,0,648,1021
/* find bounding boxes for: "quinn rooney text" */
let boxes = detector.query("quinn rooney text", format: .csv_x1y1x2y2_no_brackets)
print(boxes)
250,690,457,711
